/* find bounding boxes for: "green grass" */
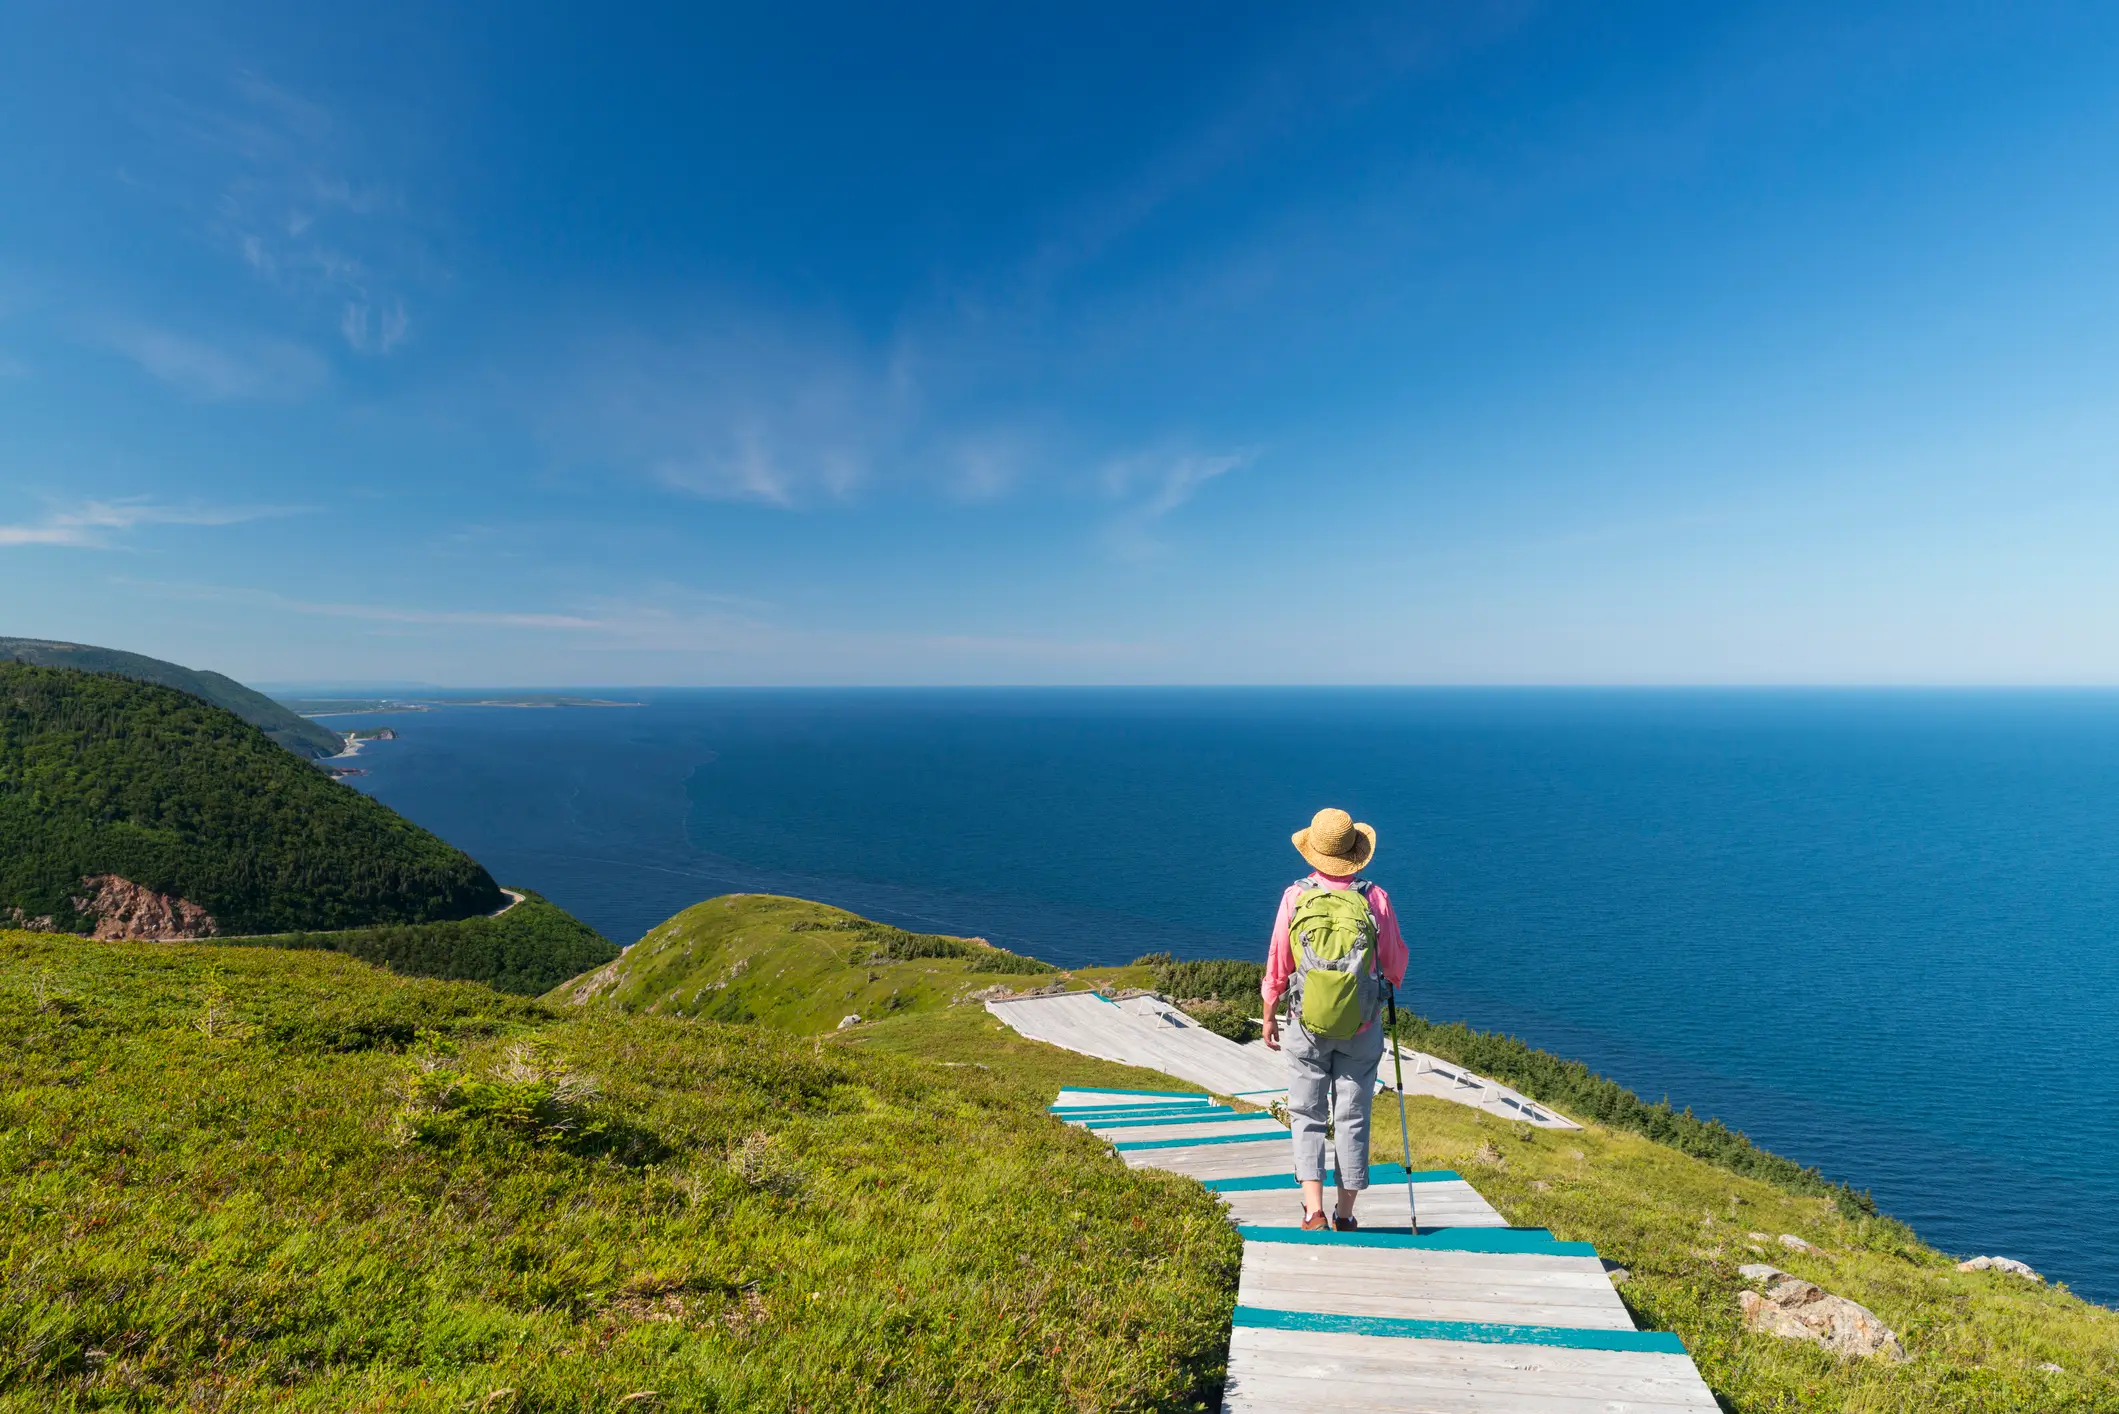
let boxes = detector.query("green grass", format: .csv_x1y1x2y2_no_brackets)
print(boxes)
548,895,1093,1034
213,890,618,996
0,930,1240,1412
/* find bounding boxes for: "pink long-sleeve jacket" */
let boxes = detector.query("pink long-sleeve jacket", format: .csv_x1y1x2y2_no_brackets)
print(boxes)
1261,871,1408,1034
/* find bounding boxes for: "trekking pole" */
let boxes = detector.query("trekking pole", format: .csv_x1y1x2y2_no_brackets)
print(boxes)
1384,982,1418,1233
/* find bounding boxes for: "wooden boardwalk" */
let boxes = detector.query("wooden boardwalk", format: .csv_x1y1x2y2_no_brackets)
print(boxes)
1054,1086,1719,1412
991,991,1577,1128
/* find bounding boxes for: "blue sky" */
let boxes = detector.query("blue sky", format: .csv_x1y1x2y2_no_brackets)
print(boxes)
4,1,2118,685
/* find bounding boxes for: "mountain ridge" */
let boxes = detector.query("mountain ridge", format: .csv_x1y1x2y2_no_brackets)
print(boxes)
0,637,343,758
0,661,500,933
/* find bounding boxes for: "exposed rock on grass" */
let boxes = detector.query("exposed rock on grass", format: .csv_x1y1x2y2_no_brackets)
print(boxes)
1738,1265,1907,1361
74,874,217,939
1958,1255,2044,1281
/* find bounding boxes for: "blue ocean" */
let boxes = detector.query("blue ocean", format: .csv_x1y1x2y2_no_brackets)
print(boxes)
331,689,2119,1305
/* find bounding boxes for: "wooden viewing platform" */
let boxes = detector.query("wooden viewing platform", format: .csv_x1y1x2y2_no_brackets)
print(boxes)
990,990,1578,1128
1053,1086,1720,1412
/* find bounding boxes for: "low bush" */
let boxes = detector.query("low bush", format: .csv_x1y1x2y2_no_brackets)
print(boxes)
793,915,1058,973
1134,951,1266,1005
216,890,617,996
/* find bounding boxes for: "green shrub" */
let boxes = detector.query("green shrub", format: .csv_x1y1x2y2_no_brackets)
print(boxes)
217,891,617,996
1177,998,1259,1043
791,914,1057,972
1134,952,1266,1006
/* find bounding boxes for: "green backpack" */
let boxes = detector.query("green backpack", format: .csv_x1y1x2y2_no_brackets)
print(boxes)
1288,880,1380,1040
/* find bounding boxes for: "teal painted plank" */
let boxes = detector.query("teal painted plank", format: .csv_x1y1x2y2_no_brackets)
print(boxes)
1235,1224,1596,1257
1231,1305,1687,1355
1054,1086,1207,1099
1200,1165,1462,1192
1114,1131,1290,1152
1089,1112,1281,1131
1049,1104,1231,1120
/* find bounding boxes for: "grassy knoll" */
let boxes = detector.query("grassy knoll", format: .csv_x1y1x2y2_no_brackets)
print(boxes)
546,894,1084,1032
0,930,1239,1412
840,1005,2118,1413
213,890,618,996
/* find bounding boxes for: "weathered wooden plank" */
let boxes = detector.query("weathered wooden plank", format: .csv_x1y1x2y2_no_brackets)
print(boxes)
1120,1142,1299,1180
1054,1094,1221,1107
1237,1284,1634,1330
1057,1105,1234,1124
1086,1118,1269,1135
1241,1259,1621,1300
1215,1185,1508,1231
1239,1226,1594,1258
995,994,1289,1094
1199,1165,1462,1192
1223,1328,1720,1412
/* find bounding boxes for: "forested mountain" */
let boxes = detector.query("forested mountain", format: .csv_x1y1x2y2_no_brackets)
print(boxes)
0,637,343,758
0,662,500,934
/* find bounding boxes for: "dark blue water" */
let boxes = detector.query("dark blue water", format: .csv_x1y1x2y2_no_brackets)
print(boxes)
334,689,2119,1304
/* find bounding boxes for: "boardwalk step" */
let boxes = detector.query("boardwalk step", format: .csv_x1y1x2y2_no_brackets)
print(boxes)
1083,1111,1282,1131
1232,1304,1688,1354
1201,1165,1461,1191
1114,1131,1295,1151
1237,1224,1596,1257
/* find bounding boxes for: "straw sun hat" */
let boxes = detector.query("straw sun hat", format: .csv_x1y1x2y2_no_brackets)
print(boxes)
1292,807,1376,876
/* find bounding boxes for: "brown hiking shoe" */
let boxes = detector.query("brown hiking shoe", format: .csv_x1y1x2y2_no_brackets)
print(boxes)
1301,1209,1331,1231
1334,1213,1360,1232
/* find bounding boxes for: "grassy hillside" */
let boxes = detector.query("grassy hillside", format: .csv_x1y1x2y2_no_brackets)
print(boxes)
215,890,618,996
0,929,1238,1412
9,889,2109,1411
547,893,1070,1031
841,1009,2117,1412
0,663,501,934
0,638,343,758
552,901,2117,1409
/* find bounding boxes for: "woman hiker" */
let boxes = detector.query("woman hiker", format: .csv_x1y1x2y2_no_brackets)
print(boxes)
1261,807,1409,1232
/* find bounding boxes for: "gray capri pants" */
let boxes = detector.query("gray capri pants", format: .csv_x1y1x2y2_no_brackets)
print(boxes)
1283,1017,1387,1189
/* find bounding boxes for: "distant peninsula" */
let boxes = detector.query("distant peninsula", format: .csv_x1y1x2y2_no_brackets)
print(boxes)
284,694,643,717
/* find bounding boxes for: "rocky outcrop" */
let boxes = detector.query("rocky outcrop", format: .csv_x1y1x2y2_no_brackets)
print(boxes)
552,957,625,1005
1957,1256,2043,1282
70,876,218,940
4,907,58,932
1738,1265,1906,1362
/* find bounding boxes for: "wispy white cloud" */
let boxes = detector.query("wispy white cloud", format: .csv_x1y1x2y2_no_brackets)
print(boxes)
133,69,429,356
98,323,327,400
0,497,307,549
539,315,918,508
1099,447,1255,558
